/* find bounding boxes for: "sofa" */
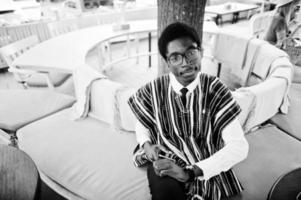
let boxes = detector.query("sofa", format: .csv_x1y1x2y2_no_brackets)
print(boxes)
269,84,301,141
15,31,301,200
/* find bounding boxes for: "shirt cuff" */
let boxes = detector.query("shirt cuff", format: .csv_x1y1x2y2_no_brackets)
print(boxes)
135,121,151,147
194,160,215,181
139,138,151,148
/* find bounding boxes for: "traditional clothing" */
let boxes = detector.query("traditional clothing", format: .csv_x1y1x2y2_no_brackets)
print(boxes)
128,73,243,200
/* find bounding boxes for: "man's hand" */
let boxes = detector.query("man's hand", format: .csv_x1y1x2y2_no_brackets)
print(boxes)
153,159,189,182
143,142,166,161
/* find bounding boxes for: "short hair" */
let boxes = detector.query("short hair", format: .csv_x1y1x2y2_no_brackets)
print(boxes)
158,22,201,60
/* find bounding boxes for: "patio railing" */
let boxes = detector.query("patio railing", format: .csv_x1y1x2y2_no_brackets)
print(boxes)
92,29,158,72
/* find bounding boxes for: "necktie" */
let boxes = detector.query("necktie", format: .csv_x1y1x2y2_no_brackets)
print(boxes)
180,87,188,106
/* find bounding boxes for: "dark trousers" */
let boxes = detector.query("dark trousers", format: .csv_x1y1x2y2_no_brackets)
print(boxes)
147,164,242,200
147,164,187,200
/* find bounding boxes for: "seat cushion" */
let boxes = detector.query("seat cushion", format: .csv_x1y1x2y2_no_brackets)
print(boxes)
27,72,70,87
116,87,137,132
292,65,301,83
243,78,287,131
0,90,75,132
231,89,256,132
17,109,301,200
89,79,123,125
17,109,150,200
234,126,301,200
269,97,301,140
289,83,301,99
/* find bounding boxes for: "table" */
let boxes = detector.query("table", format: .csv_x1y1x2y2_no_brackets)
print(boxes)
0,144,39,200
11,20,219,74
206,2,260,25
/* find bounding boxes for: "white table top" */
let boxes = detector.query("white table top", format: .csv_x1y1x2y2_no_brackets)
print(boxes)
12,20,219,73
205,2,260,15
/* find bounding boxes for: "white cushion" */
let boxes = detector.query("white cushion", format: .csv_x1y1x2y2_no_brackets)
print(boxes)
89,79,123,125
213,31,250,68
18,109,301,200
234,126,301,200
27,72,70,87
270,97,301,141
231,89,255,132
268,57,293,83
244,77,287,130
72,64,106,119
290,83,301,99
17,109,150,200
115,87,137,132
0,90,75,132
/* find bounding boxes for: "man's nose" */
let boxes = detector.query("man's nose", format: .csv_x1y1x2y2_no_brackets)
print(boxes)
182,57,190,66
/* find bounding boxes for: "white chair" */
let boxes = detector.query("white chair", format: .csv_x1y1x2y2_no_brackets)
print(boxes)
47,19,79,38
0,27,10,47
249,10,275,39
0,35,69,89
0,27,11,70
6,22,51,43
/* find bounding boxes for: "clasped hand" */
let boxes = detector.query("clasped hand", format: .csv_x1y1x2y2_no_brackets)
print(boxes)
143,142,188,182
153,159,189,182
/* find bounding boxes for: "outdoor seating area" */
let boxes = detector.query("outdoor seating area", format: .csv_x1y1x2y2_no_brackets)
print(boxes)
1,0,301,200
9,28,300,200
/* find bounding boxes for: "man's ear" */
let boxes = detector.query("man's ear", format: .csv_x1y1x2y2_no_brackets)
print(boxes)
200,46,204,57
160,56,169,66
166,61,170,68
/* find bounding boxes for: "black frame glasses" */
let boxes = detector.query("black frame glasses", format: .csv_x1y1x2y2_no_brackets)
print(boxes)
167,46,201,66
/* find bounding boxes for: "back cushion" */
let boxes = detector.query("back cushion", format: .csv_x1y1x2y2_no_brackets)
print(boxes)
231,90,255,133
89,79,122,125
268,57,293,83
244,77,287,130
115,87,137,132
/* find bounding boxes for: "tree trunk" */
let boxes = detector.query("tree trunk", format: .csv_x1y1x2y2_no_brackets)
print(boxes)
157,0,207,76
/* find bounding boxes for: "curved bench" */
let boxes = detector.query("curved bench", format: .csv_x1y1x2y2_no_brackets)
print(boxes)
269,84,301,141
11,20,157,73
16,23,299,200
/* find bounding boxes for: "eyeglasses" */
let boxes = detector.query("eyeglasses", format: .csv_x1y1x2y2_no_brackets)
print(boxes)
167,47,201,66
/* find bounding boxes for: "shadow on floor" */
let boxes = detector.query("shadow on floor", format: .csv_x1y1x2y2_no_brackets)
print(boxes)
35,179,67,200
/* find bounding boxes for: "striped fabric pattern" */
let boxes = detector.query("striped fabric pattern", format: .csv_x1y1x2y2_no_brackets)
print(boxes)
128,73,243,200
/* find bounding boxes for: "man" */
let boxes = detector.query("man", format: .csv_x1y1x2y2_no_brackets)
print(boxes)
128,22,249,200
265,0,293,48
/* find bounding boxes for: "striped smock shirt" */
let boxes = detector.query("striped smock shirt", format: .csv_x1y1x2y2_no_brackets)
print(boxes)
128,73,243,200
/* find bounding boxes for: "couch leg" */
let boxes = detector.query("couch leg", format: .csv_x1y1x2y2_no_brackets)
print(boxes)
6,130,18,148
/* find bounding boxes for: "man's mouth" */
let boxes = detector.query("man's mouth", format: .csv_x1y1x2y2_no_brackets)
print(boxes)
179,66,198,76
